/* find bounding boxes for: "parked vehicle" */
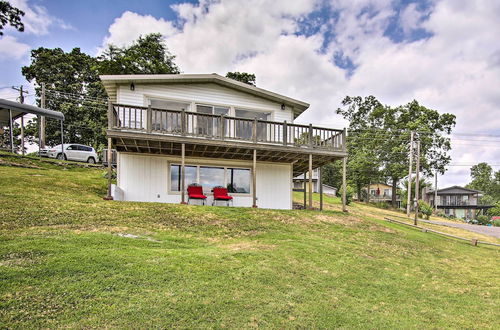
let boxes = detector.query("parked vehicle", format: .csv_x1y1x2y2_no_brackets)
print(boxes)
47,144,99,164
39,147,50,157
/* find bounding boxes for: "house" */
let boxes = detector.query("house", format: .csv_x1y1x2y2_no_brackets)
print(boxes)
425,186,493,220
292,169,337,195
101,74,347,209
354,182,402,208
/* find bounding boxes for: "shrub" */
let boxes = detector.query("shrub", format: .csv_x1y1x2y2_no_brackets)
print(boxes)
340,186,354,205
419,200,433,220
476,215,491,226
492,219,500,227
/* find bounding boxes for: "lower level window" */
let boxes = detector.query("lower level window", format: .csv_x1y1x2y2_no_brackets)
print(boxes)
170,164,251,194
227,168,250,193
170,165,197,191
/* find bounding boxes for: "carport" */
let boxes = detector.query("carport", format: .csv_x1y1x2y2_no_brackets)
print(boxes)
0,98,65,155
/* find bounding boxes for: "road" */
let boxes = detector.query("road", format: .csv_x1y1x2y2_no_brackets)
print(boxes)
418,219,500,239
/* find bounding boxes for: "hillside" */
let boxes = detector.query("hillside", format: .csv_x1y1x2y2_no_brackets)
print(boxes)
0,153,499,328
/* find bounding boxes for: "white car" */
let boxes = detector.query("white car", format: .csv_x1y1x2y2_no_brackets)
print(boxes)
47,144,99,164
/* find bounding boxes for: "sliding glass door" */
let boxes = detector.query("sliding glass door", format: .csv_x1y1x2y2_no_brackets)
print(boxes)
234,109,269,140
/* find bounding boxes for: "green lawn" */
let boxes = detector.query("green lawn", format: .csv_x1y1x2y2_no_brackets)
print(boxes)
1,153,499,328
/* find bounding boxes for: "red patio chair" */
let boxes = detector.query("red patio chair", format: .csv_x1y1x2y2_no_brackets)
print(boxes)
187,184,207,205
212,186,233,206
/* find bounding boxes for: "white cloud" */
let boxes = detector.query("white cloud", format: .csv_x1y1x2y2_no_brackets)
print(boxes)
0,35,30,59
101,11,177,50
8,0,73,35
100,0,500,187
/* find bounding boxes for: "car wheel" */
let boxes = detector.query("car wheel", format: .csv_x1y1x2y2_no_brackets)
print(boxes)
57,153,66,160
87,157,96,164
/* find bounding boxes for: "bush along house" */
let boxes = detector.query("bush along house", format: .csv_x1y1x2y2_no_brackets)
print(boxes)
425,185,494,220
101,74,348,210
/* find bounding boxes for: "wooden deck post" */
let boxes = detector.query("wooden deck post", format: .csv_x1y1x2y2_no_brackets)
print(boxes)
308,154,313,209
106,99,113,200
252,149,257,208
181,143,187,204
303,171,307,209
319,166,323,211
283,120,288,146
342,156,348,212
308,124,313,148
106,137,113,199
146,105,152,133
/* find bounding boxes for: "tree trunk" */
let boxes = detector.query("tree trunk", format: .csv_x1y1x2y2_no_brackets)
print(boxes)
357,183,362,202
392,178,398,208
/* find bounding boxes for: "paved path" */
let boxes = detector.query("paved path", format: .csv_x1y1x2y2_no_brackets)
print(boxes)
418,219,500,239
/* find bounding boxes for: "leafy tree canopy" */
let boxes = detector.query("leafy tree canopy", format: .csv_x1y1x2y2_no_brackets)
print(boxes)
0,0,24,36
20,34,180,149
99,34,180,75
225,72,256,86
336,96,456,206
466,162,500,204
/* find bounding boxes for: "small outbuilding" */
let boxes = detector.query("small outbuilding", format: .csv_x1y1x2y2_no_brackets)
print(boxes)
0,98,64,154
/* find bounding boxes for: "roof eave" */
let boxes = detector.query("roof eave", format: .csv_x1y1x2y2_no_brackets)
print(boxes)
99,74,310,118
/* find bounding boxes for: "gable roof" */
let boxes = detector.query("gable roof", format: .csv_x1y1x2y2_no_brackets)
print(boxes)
99,73,310,119
426,185,482,195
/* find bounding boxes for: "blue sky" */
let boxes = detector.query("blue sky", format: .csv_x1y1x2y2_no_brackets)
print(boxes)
1,0,499,187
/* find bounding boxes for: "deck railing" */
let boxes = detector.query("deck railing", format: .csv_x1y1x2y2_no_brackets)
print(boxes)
111,104,346,151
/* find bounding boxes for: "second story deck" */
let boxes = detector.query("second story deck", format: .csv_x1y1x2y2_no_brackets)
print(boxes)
107,104,347,175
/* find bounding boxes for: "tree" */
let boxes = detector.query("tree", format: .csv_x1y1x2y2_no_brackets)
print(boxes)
401,178,430,209
20,34,181,149
225,72,256,86
0,0,24,36
337,96,456,207
98,34,180,75
22,47,106,148
467,162,493,192
466,162,500,203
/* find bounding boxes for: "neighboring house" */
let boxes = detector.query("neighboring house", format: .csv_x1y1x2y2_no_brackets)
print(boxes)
425,186,493,220
354,182,402,208
101,74,347,209
292,169,337,195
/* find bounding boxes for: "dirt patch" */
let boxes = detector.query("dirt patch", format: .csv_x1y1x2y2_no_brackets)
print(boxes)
221,241,276,251
313,214,363,225
0,158,42,169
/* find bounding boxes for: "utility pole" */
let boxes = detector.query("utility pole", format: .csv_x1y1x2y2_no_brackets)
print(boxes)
434,171,438,212
40,82,46,148
12,85,29,155
414,136,421,226
406,131,414,217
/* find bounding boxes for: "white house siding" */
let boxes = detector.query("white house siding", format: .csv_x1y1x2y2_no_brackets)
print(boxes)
117,152,293,209
117,83,294,123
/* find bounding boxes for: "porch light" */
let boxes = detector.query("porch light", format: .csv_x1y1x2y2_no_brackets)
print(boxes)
130,83,135,91
281,103,285,110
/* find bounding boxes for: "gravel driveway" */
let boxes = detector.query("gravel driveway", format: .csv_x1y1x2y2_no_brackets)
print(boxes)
418,219,500,239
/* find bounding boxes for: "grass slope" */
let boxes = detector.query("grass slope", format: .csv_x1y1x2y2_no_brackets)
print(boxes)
1,153,499,328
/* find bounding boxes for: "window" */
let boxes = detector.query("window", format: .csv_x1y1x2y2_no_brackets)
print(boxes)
150,99,190,132
199,166,225,191
227,168,250,193
170,165,197,191
370,189,376,196
384,189,391,197
170,164,250,194
196,105,229,136
235,109,269,140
